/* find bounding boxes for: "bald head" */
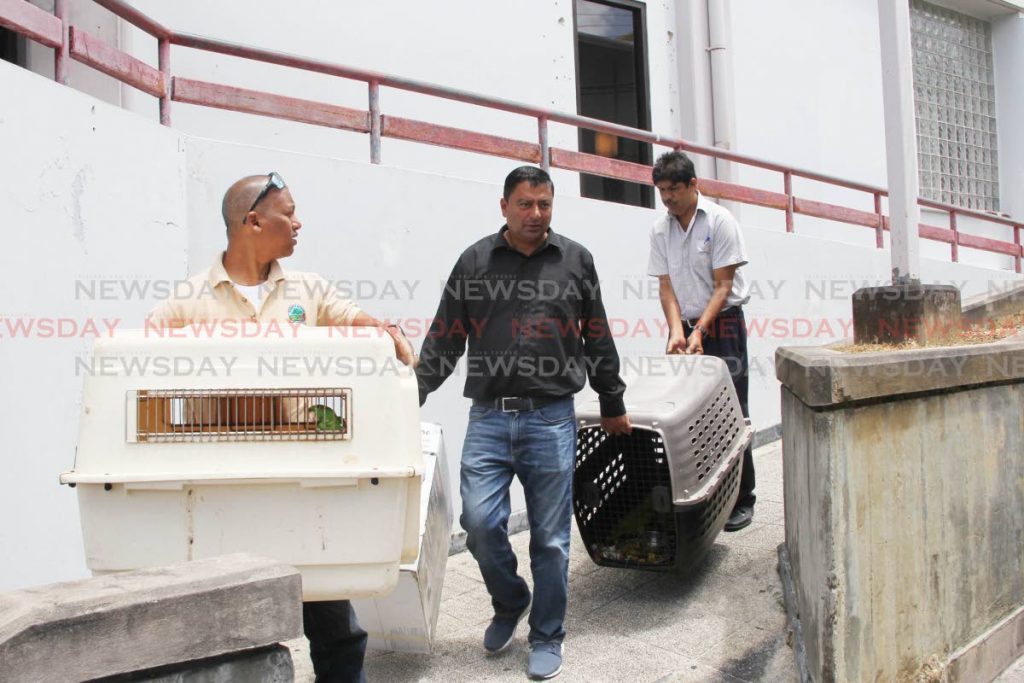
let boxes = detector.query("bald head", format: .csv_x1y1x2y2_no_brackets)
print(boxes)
222,175,273,231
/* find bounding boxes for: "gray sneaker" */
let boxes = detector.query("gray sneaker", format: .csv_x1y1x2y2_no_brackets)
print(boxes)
527,642,563,680
483,597,531,654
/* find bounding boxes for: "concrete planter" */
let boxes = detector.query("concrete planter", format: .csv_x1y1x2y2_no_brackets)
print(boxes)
0,554,302,682
776,335,1024,682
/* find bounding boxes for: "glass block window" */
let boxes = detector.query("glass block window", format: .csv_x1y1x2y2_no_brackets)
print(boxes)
910,0,999,212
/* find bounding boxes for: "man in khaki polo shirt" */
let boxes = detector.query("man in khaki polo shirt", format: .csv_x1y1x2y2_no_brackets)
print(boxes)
150,172,413,683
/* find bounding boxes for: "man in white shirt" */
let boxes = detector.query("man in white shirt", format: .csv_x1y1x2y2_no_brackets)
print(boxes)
646,151,755,531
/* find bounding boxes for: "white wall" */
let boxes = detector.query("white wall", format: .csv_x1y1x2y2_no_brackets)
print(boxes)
727,0,1024,264
0,59,188,591
26,0,1024,238
993,10,1024,221
20,0,1024,233
672,0,716,179
25,0,124,106
729,0,888,238
121,0,692,199
22,1,694,201
116,0,585,194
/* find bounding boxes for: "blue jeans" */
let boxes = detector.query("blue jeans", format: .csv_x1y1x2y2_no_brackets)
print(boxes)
460,398,577,645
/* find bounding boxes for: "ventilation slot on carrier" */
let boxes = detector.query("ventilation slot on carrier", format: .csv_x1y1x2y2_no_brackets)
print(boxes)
128,388,352,443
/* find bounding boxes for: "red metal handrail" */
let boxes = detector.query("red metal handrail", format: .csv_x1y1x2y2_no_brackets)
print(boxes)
92,0,170,39
2,0,1021,272
0,0,61,47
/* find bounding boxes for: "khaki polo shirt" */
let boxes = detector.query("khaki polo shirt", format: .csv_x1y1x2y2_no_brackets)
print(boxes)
148,253,361,328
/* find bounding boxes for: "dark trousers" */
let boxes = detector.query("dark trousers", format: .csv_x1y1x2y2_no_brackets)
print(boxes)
684,307,756,509
303,600,368,683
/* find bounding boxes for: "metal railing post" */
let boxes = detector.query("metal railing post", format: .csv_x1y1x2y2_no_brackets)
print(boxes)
158,37,171,126
784,171,794,233
1015,225,1022,274
54,0,68,85
949,211,959,263
874,192,884,248
538,116,549,170
369,80,381,165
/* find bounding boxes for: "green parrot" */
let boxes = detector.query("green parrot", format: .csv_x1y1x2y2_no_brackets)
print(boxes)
308,405,346,433
611,500,654,544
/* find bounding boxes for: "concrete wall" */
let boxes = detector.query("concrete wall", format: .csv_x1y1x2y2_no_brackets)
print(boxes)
0,554,301,681
0,60,188,591
778,340,1024,681
2,43,1023,591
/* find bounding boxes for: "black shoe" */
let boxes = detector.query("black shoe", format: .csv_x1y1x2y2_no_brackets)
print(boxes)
724,506,753,532
483,596,531,653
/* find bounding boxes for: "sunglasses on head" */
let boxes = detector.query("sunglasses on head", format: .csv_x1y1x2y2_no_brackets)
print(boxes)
243,171,286,223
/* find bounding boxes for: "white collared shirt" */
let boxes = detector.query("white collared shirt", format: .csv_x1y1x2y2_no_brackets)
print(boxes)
647,192,750,320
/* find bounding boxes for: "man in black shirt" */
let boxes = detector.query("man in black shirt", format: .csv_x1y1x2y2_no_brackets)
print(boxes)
417,166,630,680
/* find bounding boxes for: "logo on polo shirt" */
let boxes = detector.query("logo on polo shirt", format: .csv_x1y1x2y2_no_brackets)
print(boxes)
287,305,306,324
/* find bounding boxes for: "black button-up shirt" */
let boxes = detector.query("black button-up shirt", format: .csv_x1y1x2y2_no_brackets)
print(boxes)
416,227,626,417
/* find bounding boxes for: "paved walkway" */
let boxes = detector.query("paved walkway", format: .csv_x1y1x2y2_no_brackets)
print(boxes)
291,440,796,682
995,656,1024,682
